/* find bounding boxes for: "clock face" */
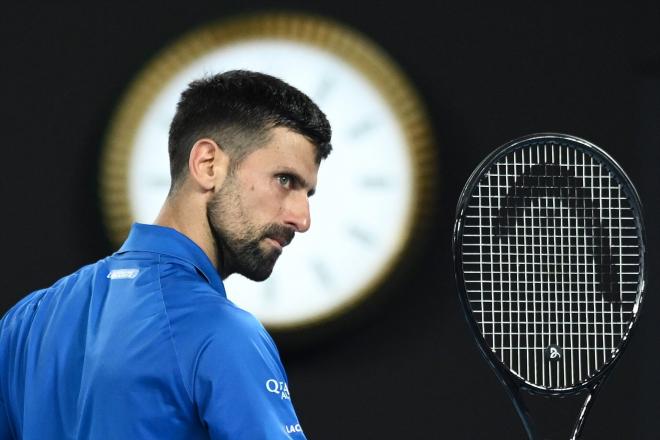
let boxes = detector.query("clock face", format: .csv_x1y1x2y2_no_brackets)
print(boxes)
101,14,436,331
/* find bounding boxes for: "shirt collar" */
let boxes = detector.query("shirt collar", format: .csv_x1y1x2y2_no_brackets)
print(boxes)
117,223,225,296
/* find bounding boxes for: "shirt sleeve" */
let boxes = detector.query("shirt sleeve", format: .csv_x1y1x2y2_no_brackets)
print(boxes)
0,317,14,439
194,313,306,440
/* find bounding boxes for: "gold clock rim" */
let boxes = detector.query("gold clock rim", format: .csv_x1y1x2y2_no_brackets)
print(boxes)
100,11,437,331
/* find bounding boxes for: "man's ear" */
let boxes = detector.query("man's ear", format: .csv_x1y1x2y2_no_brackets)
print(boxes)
188,138,230,191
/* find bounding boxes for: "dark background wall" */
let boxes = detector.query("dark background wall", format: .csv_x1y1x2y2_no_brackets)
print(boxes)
2,2,659,438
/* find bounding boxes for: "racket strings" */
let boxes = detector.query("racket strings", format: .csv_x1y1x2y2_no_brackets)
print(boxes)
461,141,641,389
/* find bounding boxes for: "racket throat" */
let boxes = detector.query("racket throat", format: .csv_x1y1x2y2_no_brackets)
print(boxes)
498,376,538,439
500,376,601,440
570,384,601,440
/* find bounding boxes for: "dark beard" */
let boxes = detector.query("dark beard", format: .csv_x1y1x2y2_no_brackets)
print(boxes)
206,191,294,281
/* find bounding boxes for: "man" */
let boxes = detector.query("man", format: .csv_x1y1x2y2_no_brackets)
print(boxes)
0,70,332,439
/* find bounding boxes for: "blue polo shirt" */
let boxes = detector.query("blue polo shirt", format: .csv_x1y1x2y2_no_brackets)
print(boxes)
0,223,306,439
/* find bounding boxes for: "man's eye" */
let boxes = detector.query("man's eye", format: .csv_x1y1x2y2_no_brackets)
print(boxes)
278,175,291,187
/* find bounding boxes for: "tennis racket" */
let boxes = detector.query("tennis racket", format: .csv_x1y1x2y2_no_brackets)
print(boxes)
452,133,645,439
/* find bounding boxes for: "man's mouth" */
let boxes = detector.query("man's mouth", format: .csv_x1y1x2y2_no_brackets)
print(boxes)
267,235,291,248
262,225,295,252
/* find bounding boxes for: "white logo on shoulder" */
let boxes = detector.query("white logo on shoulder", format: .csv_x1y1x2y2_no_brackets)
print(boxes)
285,424,302,434
107,268,140,280
266,379,290,400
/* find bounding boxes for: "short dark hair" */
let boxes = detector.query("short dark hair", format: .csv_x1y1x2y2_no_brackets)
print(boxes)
168,70,332,189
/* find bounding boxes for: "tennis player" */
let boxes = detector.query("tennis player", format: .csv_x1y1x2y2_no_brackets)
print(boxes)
0,70,332,439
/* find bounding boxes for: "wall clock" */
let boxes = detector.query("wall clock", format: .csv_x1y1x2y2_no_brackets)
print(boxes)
100,12,437,339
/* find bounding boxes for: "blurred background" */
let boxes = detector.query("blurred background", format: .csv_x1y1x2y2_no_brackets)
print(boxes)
1,1,659,438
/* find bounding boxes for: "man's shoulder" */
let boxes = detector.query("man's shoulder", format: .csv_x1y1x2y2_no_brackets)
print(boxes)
159,274,280,383
1,260,103,326
165,284,264,340
157,263,267,343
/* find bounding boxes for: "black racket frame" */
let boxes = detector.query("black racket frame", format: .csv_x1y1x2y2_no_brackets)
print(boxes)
452,133,646,439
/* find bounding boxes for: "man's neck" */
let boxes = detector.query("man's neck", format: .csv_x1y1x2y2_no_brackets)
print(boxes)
154,194,220,272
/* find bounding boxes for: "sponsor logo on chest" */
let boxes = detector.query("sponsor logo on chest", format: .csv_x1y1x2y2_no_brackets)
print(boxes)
285,423,302,434
266,379,291,400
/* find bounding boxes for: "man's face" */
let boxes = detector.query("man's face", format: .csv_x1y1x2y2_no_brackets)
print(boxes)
207,126,320,281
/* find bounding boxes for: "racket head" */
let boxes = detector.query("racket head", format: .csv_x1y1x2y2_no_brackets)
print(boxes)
453,133,646,395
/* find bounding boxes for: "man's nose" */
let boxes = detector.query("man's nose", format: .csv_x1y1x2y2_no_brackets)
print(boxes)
284,193,311,233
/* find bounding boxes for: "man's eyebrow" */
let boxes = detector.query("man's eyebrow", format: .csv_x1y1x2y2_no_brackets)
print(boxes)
294,174,316,197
